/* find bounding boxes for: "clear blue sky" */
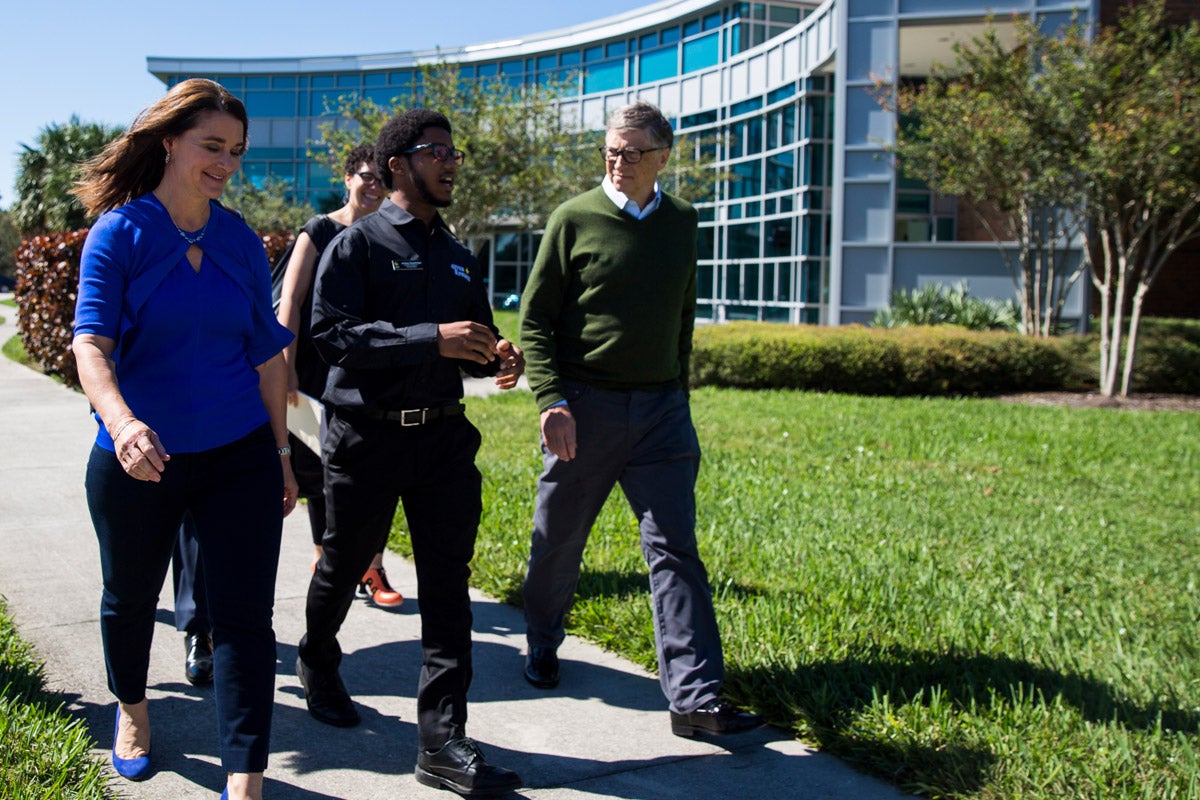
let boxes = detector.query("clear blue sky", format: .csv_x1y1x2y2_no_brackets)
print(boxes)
0,0,652,210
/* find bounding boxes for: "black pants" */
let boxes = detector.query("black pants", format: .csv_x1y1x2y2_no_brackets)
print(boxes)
172,512,209,635
299,408,482,750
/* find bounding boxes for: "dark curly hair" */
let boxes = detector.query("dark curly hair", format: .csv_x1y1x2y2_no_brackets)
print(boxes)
375,108,452,190
343,142,376,177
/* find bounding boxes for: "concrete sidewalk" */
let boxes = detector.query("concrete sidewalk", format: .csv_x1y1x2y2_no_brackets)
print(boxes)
0,308,909,800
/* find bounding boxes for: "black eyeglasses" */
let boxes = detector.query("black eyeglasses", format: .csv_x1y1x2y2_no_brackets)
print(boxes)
354,171,383,186
599,146,667,164
403,142,467,165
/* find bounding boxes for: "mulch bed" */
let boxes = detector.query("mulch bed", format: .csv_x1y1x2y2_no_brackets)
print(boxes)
993,392,1200,412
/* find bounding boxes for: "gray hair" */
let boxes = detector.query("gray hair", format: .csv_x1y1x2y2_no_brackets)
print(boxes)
607,101,674,149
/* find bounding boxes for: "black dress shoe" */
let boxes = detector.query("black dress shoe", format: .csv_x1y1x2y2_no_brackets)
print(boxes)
184,632,213,686
670,699,764,738
295,656,360,728
415,737,522,797
523,646,559,689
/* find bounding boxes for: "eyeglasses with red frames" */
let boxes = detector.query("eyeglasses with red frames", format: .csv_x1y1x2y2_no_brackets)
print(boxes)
402,142,467,165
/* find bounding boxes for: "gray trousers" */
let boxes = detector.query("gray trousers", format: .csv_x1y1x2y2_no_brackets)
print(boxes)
522,380,724,714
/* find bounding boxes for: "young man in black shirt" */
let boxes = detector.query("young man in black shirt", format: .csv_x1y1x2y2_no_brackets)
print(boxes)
297,108,524,798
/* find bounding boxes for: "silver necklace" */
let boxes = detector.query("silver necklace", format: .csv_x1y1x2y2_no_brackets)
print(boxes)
172,218,208,246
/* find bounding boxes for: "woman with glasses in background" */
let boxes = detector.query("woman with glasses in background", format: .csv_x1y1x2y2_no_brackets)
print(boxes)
275,144,403,608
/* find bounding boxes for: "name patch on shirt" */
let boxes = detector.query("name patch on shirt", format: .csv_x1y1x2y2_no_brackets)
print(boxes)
392,259,423,271
450,263,471,281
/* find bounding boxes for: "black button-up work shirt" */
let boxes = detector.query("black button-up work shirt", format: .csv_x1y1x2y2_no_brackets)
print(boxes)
310,199,501,411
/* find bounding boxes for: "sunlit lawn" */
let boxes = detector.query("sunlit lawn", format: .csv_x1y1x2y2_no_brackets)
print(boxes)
389,387,1200,799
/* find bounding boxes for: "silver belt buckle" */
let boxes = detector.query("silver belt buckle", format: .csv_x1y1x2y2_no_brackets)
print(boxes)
400,408,426,426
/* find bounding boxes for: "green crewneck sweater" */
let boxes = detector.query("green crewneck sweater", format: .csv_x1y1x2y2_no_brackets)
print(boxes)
520,186,698,411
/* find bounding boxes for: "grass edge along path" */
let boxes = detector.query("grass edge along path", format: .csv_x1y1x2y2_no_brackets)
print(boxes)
0,599,112,799
422,387,1200,800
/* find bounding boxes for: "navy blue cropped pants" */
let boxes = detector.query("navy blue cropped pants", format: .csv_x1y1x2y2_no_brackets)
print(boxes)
84,423,283,773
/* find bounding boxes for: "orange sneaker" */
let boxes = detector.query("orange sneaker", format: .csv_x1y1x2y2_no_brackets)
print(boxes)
360,566,404,608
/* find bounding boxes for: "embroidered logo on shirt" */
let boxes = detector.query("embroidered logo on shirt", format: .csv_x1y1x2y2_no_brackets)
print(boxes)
450,263,471,281
392,259,423,271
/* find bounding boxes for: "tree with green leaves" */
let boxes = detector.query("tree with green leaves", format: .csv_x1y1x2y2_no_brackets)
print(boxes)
12,116,124,235
880,17,1091,339
882,1,1200,396
1078,2,1200,396
315,63,714,251
222,175,315,233
0,209,19,282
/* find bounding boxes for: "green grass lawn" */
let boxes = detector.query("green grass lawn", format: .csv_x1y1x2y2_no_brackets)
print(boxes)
389,388,1200,799
0,602,112,799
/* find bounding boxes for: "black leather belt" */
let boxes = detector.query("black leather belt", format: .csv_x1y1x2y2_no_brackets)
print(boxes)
355,403,465,426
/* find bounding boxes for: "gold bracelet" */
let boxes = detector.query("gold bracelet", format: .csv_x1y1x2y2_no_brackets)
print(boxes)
110,417,137,441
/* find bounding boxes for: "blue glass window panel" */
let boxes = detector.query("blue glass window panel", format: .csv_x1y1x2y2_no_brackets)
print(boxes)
728,204,743,220
896,192,931,214
766,152,794,191
771,6,801,23
936,218,956,241
730,97,763,117
697,206,716,222
661,27,680,44
390,71,412,85
606,41,627,58
729,160,761,199
215,76,243,91
729,123,746,159
782,105,797,143
697,227,715,260
245,91,294,118
538,54,557,70
684,19,701,36
364,72,386,87
243,162,268,187
807,216,824,254
337,74,359,88
682,33,720,73
501,60,523,75
682,110,718,128
584,45,603,62
459,65,476,79
365,87,396,106
746,200,761,217
728,222,759,259
640,33,658,49
703,12,721,30
312,75,335,88
765,219,792,257
246,76,269,89
780,196,794,213
765,198,776,215
698,266,714,298
561,50,581,66
729,23,743,56
584,61,625,93
811,143,826,184
746,117,764,155
639,47,677,82
768,84,796,104
310,91,345,115
272,76,297,89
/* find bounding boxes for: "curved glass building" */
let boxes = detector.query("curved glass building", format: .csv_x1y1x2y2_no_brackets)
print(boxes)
148,0,1097,326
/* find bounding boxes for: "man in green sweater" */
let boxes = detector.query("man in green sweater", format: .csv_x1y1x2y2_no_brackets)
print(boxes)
519,101,762,738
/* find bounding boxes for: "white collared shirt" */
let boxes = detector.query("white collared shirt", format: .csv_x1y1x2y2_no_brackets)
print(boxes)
602,175,662,220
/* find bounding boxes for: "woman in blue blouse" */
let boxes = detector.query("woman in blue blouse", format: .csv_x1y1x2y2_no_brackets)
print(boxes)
71,79,297,800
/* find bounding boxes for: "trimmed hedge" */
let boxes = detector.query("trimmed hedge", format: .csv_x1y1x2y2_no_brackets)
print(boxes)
12,227,294,388
14,229,88,387
692,322,1070,396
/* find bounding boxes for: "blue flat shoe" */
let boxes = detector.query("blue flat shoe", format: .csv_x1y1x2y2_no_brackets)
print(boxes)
111,706,152,781
220,789,228,800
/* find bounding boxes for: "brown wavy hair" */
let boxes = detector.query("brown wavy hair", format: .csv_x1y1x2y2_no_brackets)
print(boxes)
72,79,248,215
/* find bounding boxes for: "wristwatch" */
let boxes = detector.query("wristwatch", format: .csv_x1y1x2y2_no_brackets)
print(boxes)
277,445,292,456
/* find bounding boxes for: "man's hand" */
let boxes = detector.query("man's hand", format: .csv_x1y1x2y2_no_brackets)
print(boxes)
494,340,524,390
437,321,497,364
540,404,577,461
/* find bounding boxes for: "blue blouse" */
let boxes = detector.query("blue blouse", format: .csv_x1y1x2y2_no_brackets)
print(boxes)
74,194,294,454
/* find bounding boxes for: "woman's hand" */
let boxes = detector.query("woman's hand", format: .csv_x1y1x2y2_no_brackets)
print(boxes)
112,418,170,482
281,455,299,516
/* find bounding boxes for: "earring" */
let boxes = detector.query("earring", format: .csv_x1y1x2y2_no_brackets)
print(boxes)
165,151,171,165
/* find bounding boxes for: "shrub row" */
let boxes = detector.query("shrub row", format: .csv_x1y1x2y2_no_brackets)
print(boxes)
13,227,293,388
692,322,1070,396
